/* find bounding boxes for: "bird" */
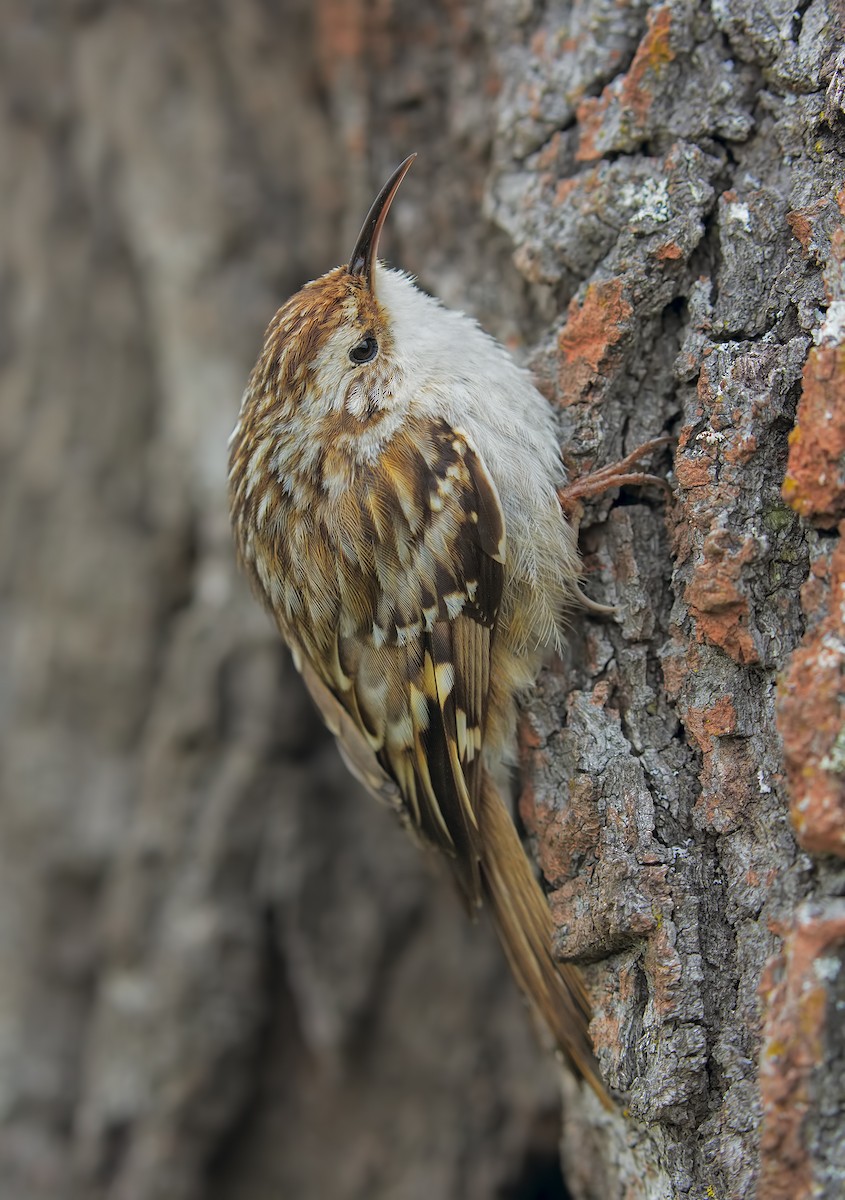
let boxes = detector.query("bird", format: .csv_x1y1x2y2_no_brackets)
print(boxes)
229,154,667,1107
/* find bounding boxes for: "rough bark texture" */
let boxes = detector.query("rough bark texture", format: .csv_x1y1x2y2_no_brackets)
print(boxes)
1,2,843,1199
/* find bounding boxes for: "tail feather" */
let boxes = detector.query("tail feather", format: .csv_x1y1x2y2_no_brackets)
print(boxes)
478,771,613,1110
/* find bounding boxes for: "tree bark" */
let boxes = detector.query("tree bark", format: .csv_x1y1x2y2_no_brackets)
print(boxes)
0,2,842,1199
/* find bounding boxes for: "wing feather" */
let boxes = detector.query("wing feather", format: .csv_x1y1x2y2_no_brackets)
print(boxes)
295,417,506,907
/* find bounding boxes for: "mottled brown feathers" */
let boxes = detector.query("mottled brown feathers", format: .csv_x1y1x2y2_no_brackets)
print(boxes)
232,404,506,905
251,268,388,415
228,185,616,1104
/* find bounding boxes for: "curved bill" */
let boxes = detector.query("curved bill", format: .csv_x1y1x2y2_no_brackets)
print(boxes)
348,154,416,285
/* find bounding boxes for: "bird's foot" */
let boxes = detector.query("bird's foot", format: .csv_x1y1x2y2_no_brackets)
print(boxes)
557,435,672,523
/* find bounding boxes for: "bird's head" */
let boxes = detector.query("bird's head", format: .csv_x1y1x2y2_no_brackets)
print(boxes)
244,155,418,435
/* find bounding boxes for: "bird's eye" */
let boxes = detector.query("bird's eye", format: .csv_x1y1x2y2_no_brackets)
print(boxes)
349,335,378,364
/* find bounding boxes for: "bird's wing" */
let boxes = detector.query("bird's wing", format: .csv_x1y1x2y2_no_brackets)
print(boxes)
298,417,506,908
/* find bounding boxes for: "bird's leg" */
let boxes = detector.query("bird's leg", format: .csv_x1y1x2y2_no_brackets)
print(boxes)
557,434,672,524
559,434,672,615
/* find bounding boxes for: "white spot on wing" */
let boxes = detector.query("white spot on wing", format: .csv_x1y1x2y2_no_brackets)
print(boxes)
444,592,466,620
410,683,430,729
396,620,422,646
434,662,455,698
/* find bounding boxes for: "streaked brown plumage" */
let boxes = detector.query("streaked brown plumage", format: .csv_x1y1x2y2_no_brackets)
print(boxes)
229,156,666,1106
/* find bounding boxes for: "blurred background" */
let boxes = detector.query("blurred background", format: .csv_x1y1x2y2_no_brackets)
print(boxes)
0,3,567,1198
6,2,841,1197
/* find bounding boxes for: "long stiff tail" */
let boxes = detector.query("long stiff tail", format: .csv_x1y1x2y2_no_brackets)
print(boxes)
478,771,613,1109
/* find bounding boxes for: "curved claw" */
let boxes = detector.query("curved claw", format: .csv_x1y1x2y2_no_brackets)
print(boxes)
558,435,673,521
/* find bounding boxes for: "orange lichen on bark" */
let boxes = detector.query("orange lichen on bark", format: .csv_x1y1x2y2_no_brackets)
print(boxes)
758,908,845,1200
644,921,684,1018
575,6,674,161
673,456,712,490
661,640,703,701
684,697,757,833
782,340,845,527
724,433,758,465
787,208,815,252
786,196,832,257
684,697,738,748
684,529,759,664
554,176,581,205
557,279,632,404
574,100,609,163
783,213,845,525
777,528,845,858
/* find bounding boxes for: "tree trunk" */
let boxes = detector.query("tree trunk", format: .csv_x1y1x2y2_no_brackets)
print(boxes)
0,2,842,1198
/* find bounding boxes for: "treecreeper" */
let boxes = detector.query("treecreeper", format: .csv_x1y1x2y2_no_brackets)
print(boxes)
229,155,667,1108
